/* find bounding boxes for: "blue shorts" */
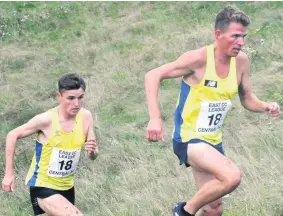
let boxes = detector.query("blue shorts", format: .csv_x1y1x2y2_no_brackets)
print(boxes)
173,139,225,167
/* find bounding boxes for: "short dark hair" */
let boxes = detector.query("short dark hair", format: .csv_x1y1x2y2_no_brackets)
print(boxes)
58,73,86,93
215,6,250,32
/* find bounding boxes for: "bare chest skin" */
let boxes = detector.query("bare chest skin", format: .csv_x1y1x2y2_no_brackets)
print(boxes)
60,120,76,133
37,114,89,144
183,60,242,86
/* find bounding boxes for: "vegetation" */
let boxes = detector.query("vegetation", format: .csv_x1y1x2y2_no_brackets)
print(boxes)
0,2,283,215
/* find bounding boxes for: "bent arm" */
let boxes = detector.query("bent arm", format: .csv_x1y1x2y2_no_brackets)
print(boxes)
5,114,47,175
238,56,268,112
145,51,199,120
85,111,98,160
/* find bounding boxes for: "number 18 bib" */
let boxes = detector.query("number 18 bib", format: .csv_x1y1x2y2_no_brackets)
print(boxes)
48,148,81,177
196,100,232,134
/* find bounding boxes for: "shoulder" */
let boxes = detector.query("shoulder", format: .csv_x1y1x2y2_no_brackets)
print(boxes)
18,110,51,131
32,111,52,127
80,108,93,121
176,46,207,69
236,51,250,71
178,47,206,64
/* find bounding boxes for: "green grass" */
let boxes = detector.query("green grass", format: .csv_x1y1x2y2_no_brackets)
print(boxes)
0,2,283,216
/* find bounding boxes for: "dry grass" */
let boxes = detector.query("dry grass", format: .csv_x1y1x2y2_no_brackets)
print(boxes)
0,2,283,216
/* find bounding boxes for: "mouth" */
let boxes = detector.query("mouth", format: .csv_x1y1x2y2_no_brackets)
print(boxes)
233,48,241,52
72,108,79,112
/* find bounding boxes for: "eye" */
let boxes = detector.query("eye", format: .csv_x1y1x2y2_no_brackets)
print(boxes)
78,95,84,100
68,96,75,100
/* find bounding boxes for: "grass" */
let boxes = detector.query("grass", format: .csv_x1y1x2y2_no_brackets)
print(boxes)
0,2,283,216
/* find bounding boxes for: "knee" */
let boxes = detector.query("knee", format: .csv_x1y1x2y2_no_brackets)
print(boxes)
222,167,241,193
202,200,223,216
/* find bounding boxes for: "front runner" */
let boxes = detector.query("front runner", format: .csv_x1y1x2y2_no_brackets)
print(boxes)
145,6,280,216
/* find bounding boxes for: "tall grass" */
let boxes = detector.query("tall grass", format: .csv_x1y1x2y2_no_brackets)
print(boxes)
0,2,283,216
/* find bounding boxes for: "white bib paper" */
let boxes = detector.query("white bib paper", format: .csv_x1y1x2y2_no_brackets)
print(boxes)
48,148,81,177
196,100,232,134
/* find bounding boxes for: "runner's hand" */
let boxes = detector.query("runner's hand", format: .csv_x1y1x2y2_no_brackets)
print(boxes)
85,139,97,154
265,102,280,119
85,139,99,160
2,173,15,192
146,118,165,142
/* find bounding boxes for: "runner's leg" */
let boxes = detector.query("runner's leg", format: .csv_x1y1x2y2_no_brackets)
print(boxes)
192,168,223,216
38,194,83,216
184,143,241,214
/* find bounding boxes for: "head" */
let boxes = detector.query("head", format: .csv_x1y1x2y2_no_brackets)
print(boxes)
56,73,86,116
215,6,250,57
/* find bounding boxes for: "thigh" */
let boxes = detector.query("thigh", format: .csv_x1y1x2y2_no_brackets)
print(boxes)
38,194,83,216
186,143,240,181
30,186,56,216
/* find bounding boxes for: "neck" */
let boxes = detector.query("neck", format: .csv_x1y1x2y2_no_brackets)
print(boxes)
57,105,75,121
213,42,231,64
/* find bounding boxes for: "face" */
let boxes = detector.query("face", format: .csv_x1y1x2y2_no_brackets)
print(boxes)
215,22,247,57
56,88,85,116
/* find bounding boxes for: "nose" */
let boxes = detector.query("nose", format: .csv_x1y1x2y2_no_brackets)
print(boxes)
74,98,79,107
237,36,244,46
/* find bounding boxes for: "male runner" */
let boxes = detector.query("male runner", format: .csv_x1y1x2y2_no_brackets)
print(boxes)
2,73,98,216
145,6,280,216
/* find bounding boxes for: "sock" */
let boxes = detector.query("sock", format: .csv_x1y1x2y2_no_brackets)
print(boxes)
182,203,195,216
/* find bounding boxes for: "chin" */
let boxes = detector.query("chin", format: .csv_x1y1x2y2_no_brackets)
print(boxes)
68,110,79,116
227,52,239,57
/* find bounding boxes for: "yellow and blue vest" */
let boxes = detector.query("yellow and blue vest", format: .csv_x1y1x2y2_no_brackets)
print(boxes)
173,45,238,145
25,107,85,190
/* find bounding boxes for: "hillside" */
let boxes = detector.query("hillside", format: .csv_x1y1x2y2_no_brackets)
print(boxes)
0,2,283,216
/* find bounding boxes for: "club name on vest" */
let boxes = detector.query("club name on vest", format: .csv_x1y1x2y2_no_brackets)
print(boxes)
59,150,77,160
208,101,228,112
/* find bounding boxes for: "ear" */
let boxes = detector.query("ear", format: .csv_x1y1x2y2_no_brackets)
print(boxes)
215,29,222,40
56,91,61,100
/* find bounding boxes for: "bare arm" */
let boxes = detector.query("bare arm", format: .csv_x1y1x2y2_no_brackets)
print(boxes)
238,54,280,118
145,51,197,119
5,113,49,175
145,50,203,141
84,110,98,160
2,112,49,192
238,54,268,112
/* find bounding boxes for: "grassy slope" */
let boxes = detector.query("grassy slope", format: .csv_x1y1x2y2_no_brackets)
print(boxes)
0,2,283,216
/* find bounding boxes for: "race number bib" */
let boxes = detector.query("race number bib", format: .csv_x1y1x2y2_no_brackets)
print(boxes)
196,100,232,134
48,148,81,177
